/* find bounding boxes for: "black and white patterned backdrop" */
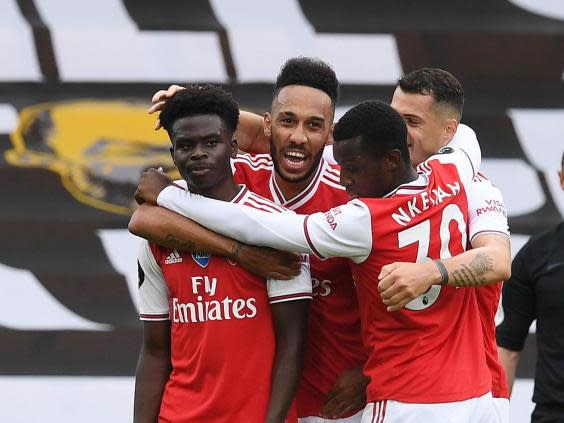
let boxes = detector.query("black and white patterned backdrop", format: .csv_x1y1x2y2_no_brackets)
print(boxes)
1,0,563,421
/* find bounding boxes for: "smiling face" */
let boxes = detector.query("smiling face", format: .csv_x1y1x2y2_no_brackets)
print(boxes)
170,114,237,194
391,86,458,167
265,85,334,184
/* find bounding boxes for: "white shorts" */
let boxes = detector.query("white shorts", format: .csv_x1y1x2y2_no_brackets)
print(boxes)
492,397,509,423
299,410,363,423
361,392,500,423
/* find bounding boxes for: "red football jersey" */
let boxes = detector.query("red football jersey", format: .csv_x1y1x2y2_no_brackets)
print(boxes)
299,155,491,403
354,158,490,403
233,154,367,417
468,172,511,399
138,186,312,422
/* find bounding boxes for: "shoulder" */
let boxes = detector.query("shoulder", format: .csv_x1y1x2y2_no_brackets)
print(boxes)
472,171,500,189
233,153,273,171
240,188,290,214
318,161,346,193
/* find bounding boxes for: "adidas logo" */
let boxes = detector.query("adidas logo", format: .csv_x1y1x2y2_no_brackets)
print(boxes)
165,250,183,264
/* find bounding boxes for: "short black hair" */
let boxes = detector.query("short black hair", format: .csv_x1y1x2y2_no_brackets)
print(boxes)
398,68,464,119
274,57,339,105
333,100,409,164
159,84,239,134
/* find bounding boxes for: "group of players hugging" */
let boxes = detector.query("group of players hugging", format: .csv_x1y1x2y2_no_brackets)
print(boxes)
130,57,512,423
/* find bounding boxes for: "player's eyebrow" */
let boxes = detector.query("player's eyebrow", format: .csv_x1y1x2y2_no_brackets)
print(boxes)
402,113,424,122
279,110,326,122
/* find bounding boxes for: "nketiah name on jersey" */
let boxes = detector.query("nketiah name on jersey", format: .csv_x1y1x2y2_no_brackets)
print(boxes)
392,180,461,226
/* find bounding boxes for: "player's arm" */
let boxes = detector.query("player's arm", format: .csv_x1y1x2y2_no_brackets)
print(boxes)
134,320,172,423
441,179,511,288
496,245,536,395
129,203,301,280
266,257,312,423
234,111,270,153
379,180,511,311
379,234,511,311
150,181,372,262
134,241,172,423
149,85,269,153
497,347,520,395
267,300,309,422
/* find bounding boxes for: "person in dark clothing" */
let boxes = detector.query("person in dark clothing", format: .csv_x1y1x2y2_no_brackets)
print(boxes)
497,151,564,423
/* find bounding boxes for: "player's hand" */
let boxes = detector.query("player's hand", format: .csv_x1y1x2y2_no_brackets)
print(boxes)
135,168,173,205
320,367,368,419
233,243,302,280
148,84,186,130
378,261,440,312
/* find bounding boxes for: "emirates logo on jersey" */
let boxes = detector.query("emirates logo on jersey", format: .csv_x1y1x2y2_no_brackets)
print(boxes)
172,276,258,322
192,252,210,268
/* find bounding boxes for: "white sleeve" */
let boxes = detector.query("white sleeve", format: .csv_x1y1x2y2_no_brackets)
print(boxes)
158,186,312,252
137,240,170,321
448,123,482,173
303,200,373,263
156,186,372,260
467,180,510,243
322,144,337,164
267,254,312,304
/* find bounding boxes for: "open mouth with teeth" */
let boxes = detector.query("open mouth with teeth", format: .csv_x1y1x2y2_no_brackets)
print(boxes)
283,150,307,169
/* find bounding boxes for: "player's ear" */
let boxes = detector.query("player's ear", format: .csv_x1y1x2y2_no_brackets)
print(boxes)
444,119,458,143
263,112,272,137
326,123,335,146
230,137,239,158
386,149,402,170
559,169,563,190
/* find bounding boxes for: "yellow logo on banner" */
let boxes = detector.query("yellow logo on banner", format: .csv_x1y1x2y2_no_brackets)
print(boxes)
6,100,178,215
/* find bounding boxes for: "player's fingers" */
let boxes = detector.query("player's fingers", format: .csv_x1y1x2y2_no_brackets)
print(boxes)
267,272,292,281
281,251,301,263
377,272,395,292
151,90,169,103
155,119,162,131
320,395,343,418
286,263,301,276
385,293,411,312
330,401,356,419
382,290,409,306
378,273,398,294
388,297,415,312
378,263,396,280
148,100,166,114
134,189,144,205
325,385,339,401
167,84,185,96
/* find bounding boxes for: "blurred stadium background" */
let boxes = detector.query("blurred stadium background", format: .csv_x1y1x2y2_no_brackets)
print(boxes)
1,0,563,421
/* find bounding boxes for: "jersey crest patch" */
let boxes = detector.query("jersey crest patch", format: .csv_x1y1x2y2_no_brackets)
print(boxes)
437,146,454,155
192,252,211,268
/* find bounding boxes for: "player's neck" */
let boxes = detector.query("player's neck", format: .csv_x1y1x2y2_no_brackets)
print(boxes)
273,169,317,201
187,177,241,202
